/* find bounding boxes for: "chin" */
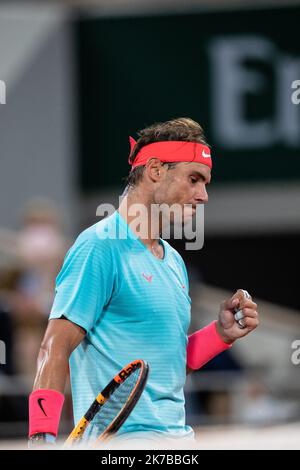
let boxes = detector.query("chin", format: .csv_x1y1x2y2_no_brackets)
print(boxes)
182,216,194,226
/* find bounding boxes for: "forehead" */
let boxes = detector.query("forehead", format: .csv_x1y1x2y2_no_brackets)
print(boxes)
178,161,211,178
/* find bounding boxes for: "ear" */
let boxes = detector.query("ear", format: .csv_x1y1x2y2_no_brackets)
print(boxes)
145,158,164,183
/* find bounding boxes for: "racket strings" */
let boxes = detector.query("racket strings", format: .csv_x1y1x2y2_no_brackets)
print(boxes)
93,369,140,435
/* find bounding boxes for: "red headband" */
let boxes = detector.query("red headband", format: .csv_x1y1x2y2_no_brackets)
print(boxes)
129,137,212,169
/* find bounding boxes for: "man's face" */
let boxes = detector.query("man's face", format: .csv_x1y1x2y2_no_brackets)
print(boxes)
153,161,211,225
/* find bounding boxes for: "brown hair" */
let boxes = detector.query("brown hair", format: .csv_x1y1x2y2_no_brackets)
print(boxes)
125,117,208,189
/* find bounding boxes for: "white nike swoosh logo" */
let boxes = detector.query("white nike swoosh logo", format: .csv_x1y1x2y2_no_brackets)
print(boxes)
202,149,211,158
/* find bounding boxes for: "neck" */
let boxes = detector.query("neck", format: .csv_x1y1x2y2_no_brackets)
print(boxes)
118,186,161,246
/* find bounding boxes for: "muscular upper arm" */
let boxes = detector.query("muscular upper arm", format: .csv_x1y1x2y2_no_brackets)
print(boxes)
40,318,86,356
33,318,86,391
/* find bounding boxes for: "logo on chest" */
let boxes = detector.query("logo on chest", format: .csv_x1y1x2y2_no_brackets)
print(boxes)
142,272,153,283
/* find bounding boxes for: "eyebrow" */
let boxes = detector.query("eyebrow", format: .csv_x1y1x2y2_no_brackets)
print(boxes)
190,170,211,184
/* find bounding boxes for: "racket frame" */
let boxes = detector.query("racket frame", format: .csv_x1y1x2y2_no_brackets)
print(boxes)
64,359,149,447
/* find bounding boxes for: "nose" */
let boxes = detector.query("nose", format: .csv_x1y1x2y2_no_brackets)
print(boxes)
195,184,209,204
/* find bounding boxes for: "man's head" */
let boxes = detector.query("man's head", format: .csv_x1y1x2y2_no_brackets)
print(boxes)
125,118,211,223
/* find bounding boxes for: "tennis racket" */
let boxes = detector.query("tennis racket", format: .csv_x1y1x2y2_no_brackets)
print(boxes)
64,359,149,448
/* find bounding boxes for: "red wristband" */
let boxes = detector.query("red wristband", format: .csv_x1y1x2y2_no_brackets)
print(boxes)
29,389,65,437
187,321,232,370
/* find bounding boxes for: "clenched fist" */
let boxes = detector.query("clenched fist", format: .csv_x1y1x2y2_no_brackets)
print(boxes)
216,289,260,344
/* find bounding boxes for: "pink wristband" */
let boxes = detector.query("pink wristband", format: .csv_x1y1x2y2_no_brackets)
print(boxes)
29,389,65,437
187,321,232,370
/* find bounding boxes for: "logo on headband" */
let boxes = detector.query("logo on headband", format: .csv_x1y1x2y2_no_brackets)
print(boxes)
128,137,212,169
202,149,211,158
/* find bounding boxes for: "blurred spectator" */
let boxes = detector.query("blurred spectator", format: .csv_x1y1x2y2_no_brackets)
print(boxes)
0,198,69,379
16,197,67,317
237,382,300,426
0,232,23,376
13,198,69,378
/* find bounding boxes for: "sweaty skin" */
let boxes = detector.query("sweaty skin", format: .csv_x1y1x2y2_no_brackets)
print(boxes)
33,319,85,392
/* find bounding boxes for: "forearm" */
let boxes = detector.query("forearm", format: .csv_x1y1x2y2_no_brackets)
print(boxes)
29,319,85,440
33,318,85,392
33,346,70,393
29,346,69,438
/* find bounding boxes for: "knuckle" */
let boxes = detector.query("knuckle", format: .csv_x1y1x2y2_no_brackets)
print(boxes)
243,307,251,316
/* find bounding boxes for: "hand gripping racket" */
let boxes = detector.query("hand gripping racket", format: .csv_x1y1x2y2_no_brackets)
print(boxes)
64,359,149,448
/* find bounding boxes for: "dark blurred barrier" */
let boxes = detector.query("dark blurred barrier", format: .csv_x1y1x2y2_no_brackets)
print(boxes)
0,301,14,375
175,232,300,311
75,4,300,190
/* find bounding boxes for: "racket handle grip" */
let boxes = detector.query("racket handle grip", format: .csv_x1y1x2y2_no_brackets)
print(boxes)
28,433,56,448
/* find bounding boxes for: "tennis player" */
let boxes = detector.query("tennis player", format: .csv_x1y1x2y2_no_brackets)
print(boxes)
28,118,259,446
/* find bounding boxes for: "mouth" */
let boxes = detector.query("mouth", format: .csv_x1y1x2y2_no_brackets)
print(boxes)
181,205,197,218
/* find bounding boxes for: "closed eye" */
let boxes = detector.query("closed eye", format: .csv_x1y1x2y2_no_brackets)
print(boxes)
190,177,198,184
